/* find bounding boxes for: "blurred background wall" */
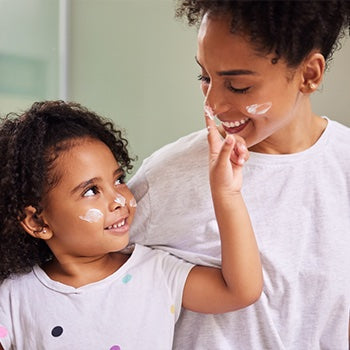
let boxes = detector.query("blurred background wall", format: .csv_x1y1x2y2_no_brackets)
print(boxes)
1,0,349,174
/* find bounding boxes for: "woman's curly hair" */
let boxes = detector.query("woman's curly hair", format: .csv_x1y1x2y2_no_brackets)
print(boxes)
176,0,350,67
0,100,133,281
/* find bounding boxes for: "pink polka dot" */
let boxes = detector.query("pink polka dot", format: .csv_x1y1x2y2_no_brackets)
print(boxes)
0,326,8,338
110,346,121,350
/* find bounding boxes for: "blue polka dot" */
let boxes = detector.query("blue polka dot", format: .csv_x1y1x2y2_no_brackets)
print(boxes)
122,274,132,284
51,326,63,337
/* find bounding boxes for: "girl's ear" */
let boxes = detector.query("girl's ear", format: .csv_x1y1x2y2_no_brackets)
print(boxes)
299,51,325,93
20,206,53,240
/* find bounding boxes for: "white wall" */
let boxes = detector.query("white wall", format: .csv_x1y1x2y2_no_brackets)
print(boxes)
69,0,350,174
69,0,203,173
1,0,349,175
312,37,350,125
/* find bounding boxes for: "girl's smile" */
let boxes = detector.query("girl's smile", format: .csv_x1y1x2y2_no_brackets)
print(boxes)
39,137,136,266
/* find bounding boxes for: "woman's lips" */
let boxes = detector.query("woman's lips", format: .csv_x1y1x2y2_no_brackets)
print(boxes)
221,118,250,134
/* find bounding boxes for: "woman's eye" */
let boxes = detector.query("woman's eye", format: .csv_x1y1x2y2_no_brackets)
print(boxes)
228,85,250,94
225,79,251,94
197,74,210,84
83,186,99,197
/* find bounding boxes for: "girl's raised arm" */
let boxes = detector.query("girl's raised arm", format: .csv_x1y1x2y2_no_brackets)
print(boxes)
182,115,263,314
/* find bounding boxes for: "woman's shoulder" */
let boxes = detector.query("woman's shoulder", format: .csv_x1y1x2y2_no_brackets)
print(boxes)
131,128,208,183
327,118,350,144
146,128,208,164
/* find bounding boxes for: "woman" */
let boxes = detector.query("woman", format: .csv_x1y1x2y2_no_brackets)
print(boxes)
129,1,350,348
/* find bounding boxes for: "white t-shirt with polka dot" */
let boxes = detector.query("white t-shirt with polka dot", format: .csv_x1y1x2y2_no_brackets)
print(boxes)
0,244,193,350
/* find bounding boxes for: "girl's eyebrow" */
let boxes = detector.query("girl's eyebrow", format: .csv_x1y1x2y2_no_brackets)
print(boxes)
71,178,98,195
195,56,257,76
70,167,124,195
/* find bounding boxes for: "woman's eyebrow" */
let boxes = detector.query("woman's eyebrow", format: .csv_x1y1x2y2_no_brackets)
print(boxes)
195,56,257,76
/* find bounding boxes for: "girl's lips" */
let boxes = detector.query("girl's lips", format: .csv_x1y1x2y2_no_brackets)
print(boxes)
222,119,250,134
104,216,129,234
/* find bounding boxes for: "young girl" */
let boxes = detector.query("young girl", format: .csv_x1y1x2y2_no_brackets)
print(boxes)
129,1,350,349
0,100,262,349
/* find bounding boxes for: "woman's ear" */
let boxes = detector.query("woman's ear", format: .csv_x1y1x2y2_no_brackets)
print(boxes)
20,206,53,240
299,51,325,93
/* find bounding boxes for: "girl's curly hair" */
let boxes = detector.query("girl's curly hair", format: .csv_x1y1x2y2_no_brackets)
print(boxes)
0,100,133,281
176,0,350,68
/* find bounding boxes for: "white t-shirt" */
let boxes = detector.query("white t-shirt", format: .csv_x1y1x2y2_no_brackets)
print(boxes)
128,118,350,350
0,244,193,350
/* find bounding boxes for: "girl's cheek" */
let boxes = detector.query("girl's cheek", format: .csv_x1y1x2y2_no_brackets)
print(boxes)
129,197,137,208
79,208,104,223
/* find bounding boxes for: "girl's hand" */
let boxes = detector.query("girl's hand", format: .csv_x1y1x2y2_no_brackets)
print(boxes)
205,114,249,195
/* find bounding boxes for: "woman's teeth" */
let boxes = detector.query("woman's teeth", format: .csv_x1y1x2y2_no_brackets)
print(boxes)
107,219,125,229
222,118,249,128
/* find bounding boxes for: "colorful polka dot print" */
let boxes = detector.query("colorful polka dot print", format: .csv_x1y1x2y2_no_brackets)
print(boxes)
51,326,63,337
0,326,8,338
122,274,132,284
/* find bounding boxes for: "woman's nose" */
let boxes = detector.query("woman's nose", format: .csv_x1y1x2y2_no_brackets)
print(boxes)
203,86,231,117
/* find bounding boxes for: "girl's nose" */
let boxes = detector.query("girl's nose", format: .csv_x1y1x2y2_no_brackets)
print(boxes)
109,192,127,212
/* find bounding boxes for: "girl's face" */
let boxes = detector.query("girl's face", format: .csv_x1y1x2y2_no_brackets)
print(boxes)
197,14,312,153
40,138,135,262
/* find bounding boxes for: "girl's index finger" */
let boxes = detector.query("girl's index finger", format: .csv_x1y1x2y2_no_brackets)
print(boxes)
205,114,222,155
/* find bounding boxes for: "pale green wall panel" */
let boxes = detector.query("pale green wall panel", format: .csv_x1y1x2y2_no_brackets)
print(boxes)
0,0,60,115
69,0,203,173
1,0,349,176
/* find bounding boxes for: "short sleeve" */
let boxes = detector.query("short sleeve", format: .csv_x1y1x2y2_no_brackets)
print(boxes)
157,250,194,321
0,280,13,350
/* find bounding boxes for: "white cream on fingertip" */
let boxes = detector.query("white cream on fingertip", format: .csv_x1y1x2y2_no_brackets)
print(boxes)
204,105,216,120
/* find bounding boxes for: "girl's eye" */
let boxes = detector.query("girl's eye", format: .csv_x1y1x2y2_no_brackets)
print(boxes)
197,74,210,84
114,174,125,186
83,186,100,197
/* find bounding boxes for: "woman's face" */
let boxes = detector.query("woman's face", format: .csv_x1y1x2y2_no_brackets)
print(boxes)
197,13,310,153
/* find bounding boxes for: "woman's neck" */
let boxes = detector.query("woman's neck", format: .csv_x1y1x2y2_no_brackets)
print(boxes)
249,113,327,154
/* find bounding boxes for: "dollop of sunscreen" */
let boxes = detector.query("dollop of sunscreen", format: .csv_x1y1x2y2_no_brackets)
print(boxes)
79,208,103,223
245,102,272,115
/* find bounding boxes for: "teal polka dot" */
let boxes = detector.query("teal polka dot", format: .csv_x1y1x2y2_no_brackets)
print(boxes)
122,274,132,284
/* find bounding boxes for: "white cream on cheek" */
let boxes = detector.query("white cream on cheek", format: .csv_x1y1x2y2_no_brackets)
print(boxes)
245,102,272,115
79,208,104,223
129,198,137,208
114,193,137,208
